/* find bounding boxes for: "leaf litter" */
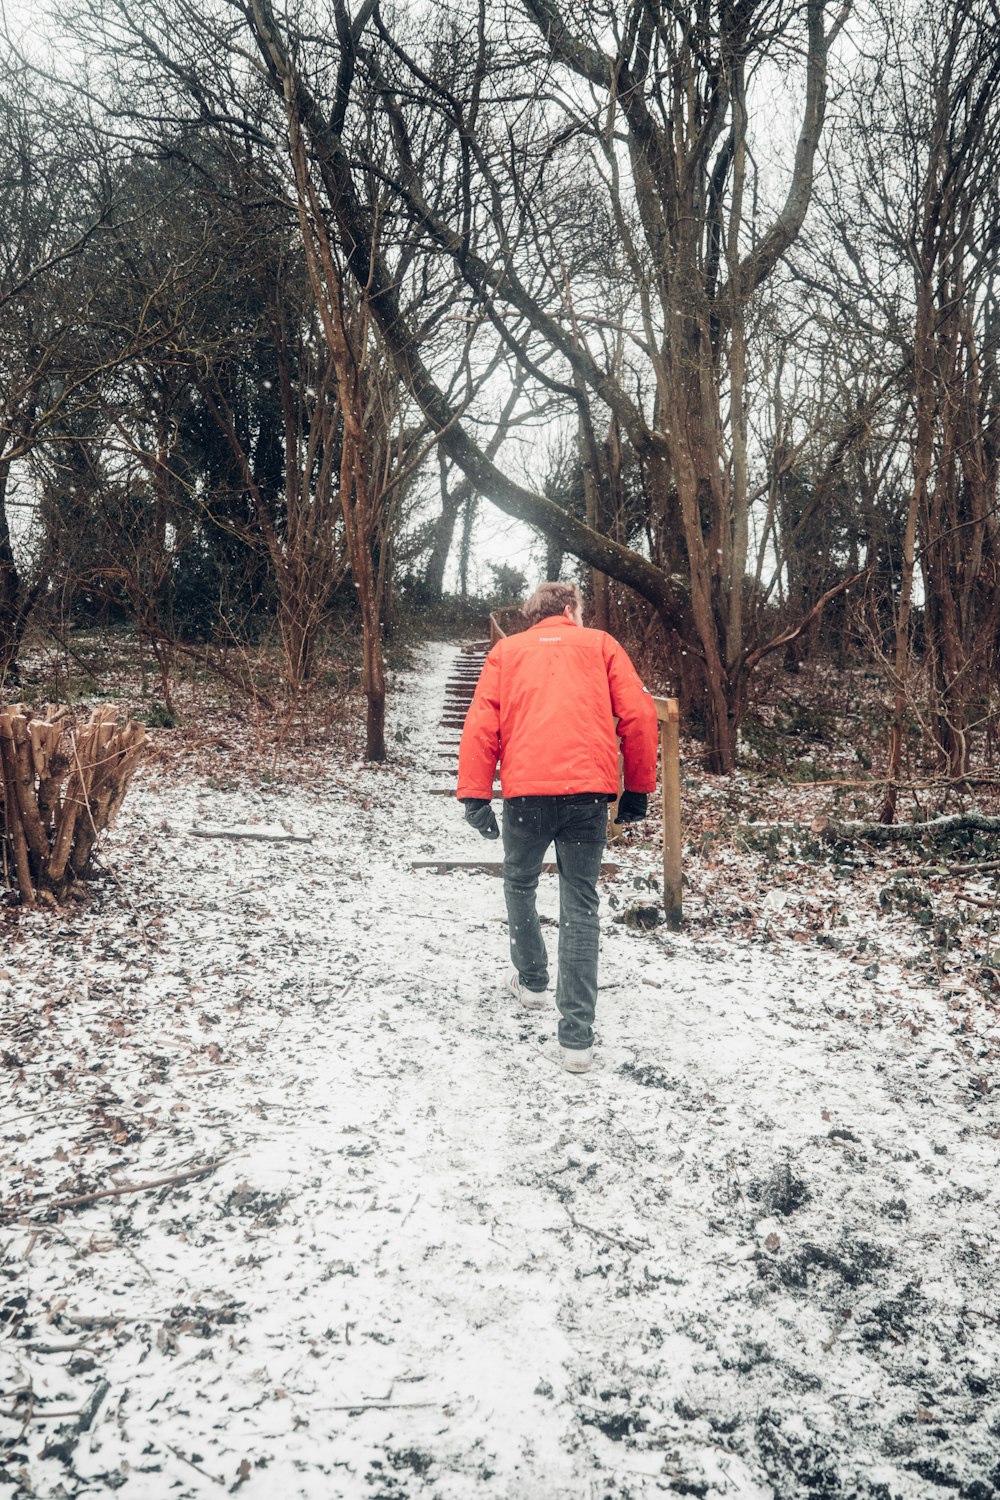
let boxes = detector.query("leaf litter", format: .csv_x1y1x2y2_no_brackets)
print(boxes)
1,640,999,1498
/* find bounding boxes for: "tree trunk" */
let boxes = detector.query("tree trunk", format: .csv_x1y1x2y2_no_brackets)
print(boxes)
881,402,925,823
424,453,467,601
458,494,476,600
544,533,564,580
724,57,750,674
362,600,386,761
0,461,27,685
577,389,609,630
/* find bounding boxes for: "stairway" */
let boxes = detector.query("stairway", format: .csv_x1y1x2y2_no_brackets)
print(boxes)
416,640,619,876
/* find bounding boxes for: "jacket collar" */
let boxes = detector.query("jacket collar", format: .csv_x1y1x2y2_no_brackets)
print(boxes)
528,614,579,631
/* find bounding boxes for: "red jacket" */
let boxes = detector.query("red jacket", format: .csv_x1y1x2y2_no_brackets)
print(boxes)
457,616,659,799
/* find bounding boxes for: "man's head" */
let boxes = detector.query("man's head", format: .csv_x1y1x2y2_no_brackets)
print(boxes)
523,581,583,627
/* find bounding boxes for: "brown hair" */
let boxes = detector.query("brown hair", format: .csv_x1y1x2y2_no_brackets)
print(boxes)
523,581,583,626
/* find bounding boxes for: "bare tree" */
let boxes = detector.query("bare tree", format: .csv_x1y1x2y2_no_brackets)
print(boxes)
827,0,1000,813
235,0,850,770
0,55,117,681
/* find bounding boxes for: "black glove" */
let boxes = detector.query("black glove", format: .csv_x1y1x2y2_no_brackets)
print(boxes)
614,790,648,824
462,798,500,840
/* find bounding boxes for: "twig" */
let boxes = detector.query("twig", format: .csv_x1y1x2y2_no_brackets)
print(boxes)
0,1103,79,1130
121,1241,156,1284
22,1341,97,1354
1,1388,33,1445
60,1313,134,1329
166,1444,226,1486
44,623,107,683
315,1400,438,1412
0,1405,83,1422
10,1157,225,1219
190,826,312,843
563,1207,648,1255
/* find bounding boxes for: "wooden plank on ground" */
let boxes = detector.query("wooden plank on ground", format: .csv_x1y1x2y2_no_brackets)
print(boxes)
428,788,499,796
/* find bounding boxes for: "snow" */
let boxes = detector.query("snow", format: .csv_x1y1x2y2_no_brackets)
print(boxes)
2,639,1000,1498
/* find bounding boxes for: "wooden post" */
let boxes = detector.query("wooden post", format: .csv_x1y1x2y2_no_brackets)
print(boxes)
488,612,505,647
653,697,682,929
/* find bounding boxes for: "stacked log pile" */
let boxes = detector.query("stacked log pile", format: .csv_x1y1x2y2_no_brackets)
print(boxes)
0,704,146,904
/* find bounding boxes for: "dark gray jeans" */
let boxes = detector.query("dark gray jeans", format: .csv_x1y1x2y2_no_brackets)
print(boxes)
502,795,608,1051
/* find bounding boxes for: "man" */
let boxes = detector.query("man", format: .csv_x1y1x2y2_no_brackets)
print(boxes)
457,581,659,1073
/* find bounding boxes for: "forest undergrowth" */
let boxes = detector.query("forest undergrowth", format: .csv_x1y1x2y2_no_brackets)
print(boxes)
8,625,1000,1028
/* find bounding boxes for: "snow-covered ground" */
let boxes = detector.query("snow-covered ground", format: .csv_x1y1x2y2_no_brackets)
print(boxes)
2,640,999,1499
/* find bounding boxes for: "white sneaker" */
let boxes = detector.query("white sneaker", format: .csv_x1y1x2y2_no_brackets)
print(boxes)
561,1046,593,1073
509,974,547,1011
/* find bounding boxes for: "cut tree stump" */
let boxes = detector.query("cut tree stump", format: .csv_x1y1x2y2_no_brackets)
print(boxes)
0,704,146,904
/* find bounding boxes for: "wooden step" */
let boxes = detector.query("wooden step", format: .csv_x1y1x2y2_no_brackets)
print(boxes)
428,788,499,796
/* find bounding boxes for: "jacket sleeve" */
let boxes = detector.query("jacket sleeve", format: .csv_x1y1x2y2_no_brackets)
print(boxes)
603,636,659,793
456,645,502,799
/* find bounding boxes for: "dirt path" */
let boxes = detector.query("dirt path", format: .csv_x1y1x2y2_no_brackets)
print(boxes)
2,640,999,1499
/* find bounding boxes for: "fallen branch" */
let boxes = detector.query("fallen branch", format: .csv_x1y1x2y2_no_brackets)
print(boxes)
60,1313,135,1328
564,1207,648,1255
750,812,1000,847
316,1400,438,1412
190,826,313,843
10,1158,225,1220
166,1444,226,1487
39,1378,109,1467
0,1103,78,1129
